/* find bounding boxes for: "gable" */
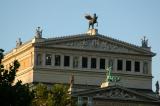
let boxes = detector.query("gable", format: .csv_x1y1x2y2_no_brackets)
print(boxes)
37,34,154,56
73,86,159,101
93,88,152,101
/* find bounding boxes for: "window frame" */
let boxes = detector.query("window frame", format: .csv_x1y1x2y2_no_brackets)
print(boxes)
82,57,88,68
64,55,70,67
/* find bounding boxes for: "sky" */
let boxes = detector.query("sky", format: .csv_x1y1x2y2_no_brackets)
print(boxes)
0,0,160,90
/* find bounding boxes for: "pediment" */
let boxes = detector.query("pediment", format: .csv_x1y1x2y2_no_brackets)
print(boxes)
74,86,158,101
54,38,138,53
94,88,149,101
38,34,154,55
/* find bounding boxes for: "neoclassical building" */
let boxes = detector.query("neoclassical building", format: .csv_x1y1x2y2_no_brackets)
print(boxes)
2,27,160,105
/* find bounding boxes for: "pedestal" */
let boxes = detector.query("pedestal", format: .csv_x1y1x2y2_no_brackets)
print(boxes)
86,29,98,36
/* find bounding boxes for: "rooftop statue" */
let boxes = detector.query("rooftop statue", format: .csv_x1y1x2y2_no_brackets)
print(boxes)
155,81,159,94
16,38,22,47
85,13,98,29
35,27,42,38
141,36,148,48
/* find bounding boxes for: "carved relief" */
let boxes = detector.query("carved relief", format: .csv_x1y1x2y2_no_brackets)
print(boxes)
96,89,136,99
58,39,135,53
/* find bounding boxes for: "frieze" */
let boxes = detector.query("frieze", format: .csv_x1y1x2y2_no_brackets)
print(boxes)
56,39,138,53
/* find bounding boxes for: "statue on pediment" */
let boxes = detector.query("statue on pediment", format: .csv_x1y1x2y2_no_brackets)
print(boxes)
35,27,42,38
85,13,98,29
16,38,22,47
141,36,148,48
105,67,120,83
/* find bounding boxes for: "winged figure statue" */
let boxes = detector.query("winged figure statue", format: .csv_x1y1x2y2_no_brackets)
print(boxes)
85,13,98,29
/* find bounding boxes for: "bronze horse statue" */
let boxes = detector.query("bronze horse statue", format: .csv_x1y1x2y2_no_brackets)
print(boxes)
85,13,98,29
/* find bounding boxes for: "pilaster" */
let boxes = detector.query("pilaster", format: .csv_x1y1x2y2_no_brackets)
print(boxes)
114,58,117,72
97,57,100,70
42,53,45,67
52,54,55,66
61,54,64,68
131,60,135,73
70,55,73,68
123,59,126,72
140,61,143,74
88,56,91,69
88,97,93,106
78,96,83,106
105,58,108,69
79,56,82,69
148,60,152,75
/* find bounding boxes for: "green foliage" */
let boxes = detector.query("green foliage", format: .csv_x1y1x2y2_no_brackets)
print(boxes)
0,49,76,106
50,84,70,106
0,49,33,106
32,83,48,106
32,83,73,106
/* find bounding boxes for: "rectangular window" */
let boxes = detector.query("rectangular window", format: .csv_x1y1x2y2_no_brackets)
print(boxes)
135,61,140,72
91,58,96,68
126,61,131,71
45,54,52,65
100,58,105,69
64,56,70,67
117,60,123,71
55,55,61,66
36,54,42,65
82,57,88,68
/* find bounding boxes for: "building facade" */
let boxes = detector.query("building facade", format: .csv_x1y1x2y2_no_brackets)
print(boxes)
2,28,155,91
2,27,160,105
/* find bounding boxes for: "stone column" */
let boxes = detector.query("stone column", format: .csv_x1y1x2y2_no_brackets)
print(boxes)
88,97,93,106
42,53,46,67
148,60,152,75
114,58,117,72
97,57,100,70
79,56,82,69
123,59,126,72
78,96,83,106
61,54,64,68
33,52,36,67
52,54,55,67
105,58,108,69
131,60,135,73
70,55,73,68
140,61,143,74
88,56,91,69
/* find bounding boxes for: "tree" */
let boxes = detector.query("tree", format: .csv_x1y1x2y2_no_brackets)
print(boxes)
50,84,70,106
32,83,74,106
32,83,48,106
0,49,33,106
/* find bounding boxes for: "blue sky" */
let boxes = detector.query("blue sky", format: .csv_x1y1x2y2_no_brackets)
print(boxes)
0,0,160,90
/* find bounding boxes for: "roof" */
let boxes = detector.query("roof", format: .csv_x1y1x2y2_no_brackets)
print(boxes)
35,33,155,56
